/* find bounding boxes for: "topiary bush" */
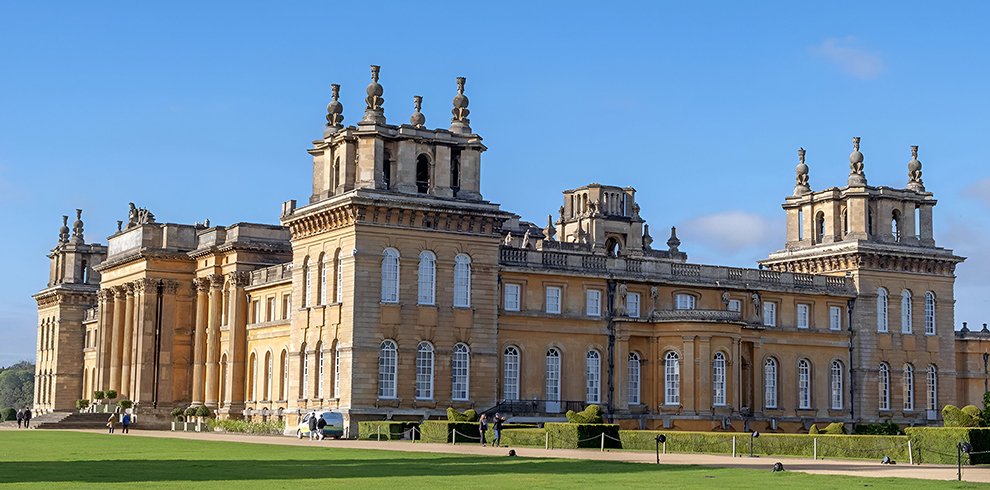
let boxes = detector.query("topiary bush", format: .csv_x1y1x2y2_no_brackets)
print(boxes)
93,390,105,402
184,406,198,417
906,427,990,465
195,405,212,418
105,390,118,400
75,399,90,410
117,400,134,410
485,428,547,447
545,423,621,449
565,404,604,424
809,424,820,434
445,407,478,422
170,407,185,420
943,405,982,428
822,422,845,435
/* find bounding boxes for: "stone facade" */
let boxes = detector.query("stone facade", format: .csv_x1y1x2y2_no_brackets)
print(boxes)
33,67,989,434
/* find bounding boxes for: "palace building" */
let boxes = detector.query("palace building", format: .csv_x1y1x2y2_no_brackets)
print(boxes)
33,66,990,434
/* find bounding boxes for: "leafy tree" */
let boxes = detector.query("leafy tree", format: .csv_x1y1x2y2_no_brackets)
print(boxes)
0,362,35,410
982,391,990,427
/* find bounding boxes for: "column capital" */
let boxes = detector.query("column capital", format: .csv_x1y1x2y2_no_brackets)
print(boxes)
227,270,251,288
194,277,211,293
209,273,225,290
164,279,180,295
112,285,127,299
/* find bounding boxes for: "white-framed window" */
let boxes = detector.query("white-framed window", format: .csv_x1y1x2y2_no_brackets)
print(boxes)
378,340,397,399
333,345,340,398
452,343,470,401
628,352,641,405
830,360,843,410
418,251,436,305
319,254,327,305
546,348,561,402
282,294,291,320
281,351,289,401
876,287,889,332
381,248,400,303
627,292,641,318
265,352,273,401
335,254,343,304
303,257,312,308
317,344,325,399
712,352,726,406
878,363,890,411
829,306,842,331
675,293,696,310
924,291,936,335
266,297,275,322
796,303,810,329
903,363,915,411
585,350,601,403
453,254,472,308
249,353,257,400
798,359,811,409
545,286,562,314
664,351,680,405
415,341,434,400
901,289,913,334
301,345,309,399
764,358,778,409
728,299,742,312
586,290,601,317
504,283,521,312
926,364,938,411
503,346,520,401
763,302,777,327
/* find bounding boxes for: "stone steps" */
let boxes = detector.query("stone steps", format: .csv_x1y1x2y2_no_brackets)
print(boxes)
32,412,120,430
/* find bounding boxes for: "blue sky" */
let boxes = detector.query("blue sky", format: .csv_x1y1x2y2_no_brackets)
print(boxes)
2,2,989,365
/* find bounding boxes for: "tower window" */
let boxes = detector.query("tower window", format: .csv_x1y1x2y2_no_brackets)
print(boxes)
891,210,901,242
416,155,431,194
450,149,461,197
815,211,825,243
382,150,392,190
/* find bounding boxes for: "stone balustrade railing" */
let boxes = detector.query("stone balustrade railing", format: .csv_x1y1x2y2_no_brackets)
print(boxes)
647,309,743,322
250,262,293,287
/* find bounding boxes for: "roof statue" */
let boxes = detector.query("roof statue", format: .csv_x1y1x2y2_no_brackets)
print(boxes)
410,95,426,128
642,223,653,249
450,76,471,134
847,136,867,186
907,145,925,192
794,147,811,196
667,226,681,253
324,83,344,136
362,65,385,124
126,202,156,229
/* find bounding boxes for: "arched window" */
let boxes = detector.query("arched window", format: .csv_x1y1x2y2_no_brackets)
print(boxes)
415,154,431,194
248,352,257,400
585,350,601,404
841,208,848,236
924,291,936,335
417,251,436,305
381,248,399,303
712,352,727,406
798,359,811,409
503,346,520,401
453,254,472,308
318,253,327,305
300,344,309,400
303,256,312,308
764,358,778,409
628,352,641,405
815,211,826,243
264,351,273,401
452,343,470,401
378,340,397,399
280,349,288,401
876,287,889,332
546,348,561,406
903,364,915,411
317,342,325,399
335,251,343,304
926,365,938,411
891,210,901,242
333,343,341,398
664,351,680,405
830,360,843,410
878,363,890,411
415,342,434,400
675,293,696,310
901,289,913,333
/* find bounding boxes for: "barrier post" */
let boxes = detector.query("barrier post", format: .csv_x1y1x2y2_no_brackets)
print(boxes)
908,440,913,465
452,429,457,445
813,438,818,461
663,440,667,454
732,436,736,458
377,426,381,442
545,432,549,450
600,432,605,452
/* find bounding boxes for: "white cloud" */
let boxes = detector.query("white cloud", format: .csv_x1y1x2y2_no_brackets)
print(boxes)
813,36,885,80
678,210,782,253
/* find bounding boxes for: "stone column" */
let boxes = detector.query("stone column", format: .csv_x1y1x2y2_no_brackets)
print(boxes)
120,283,135,399
109,286,126,393
96,289,113,391
681,336,696,413
223,272,250,415
752,342,763,417
205,274,223,409
192,278,209,405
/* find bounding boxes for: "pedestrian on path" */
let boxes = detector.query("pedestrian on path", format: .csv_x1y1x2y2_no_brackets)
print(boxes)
22,408,31,429
492,413,505,447
308,411,318,440
15,408,23,429
316,414,327,440
478,414,488,447
121,413,131,434
106,414,116,434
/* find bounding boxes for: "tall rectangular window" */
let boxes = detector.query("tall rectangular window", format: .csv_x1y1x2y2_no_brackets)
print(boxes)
335,257,343,304
252,300,260,323
829,306,842,331
763,302,777,327
504,284,521,312
627,292,640,318
282,294,291,320
546,286,562,314
796,303,810,329
585,290,601,317
266,297,275,322
333,347,341,398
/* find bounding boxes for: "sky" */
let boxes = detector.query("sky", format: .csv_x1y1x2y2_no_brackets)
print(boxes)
1,1,989,366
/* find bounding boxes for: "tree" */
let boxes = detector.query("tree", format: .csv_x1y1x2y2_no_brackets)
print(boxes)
0,362,35,410
981,391,990,427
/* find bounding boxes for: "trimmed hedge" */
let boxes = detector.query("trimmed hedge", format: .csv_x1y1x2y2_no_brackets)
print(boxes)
618,430,909,461
358,421,418,440
420,421,480,443
905,427,990,465
208,418,285,435
545,423,621,449
485,428,547,447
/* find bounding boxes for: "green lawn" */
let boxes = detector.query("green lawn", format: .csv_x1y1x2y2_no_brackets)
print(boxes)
0,431,979,489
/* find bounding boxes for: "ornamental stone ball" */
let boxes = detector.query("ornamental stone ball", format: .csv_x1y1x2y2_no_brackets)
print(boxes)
450,76,471,134
907,145,925,192
58,215,70,244
847,136,867,186
324,83,344,136
410,95,426,127
794,147,811,196
362,65,385,124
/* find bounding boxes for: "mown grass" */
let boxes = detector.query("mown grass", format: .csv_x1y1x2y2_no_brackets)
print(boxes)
0,431,980,489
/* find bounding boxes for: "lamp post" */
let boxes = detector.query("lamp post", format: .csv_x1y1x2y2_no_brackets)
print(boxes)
749,430,760,457
983,352,989,395
655,434,666,464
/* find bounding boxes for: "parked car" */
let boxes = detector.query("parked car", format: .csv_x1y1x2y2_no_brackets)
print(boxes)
295,411,345,439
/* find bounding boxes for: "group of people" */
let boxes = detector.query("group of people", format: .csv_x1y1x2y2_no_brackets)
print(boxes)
478,413,506,447
106,412,132,434
307,411,327,440
14,408,32,428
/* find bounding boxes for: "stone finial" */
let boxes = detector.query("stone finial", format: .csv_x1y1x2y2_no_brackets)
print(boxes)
643,224,653,249
324,83,344,137
71,209,84,244
907,145,925,192
450,76,471,134
961,321,969,333
847,136,867,186
58,215,70,244
116,220,123,232
543,214,557,241
410,95,426,128
362,65,385,124
667,226,681,253
794,147,811,196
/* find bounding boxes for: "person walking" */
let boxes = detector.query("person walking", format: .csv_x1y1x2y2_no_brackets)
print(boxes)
15,408,23,429
106,414,116,434
22,408,31,429
492,413,505,447
316,413,327,440
121,412,131,434
478,414,488,447
308,411,318,441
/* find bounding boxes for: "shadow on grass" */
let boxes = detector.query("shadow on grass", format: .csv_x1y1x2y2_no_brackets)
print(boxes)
0,456,704,484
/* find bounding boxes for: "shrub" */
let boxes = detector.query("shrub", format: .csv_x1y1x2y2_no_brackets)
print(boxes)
170,407,185,419
195,405,212,418
565,405,604,424
545,423,621,449
854,421,902,435
117,400,134,410
943,405,981,428
358,421,417,440
809,424,820,434
445,407,478,422
1,407,16,422
906,427,990,465
619,430,908,460
823,422,845,435
420,421,479,443
75,399,90,410
209,418,285,435
184,406,198,417
93,390,105,401
105,390,118,400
